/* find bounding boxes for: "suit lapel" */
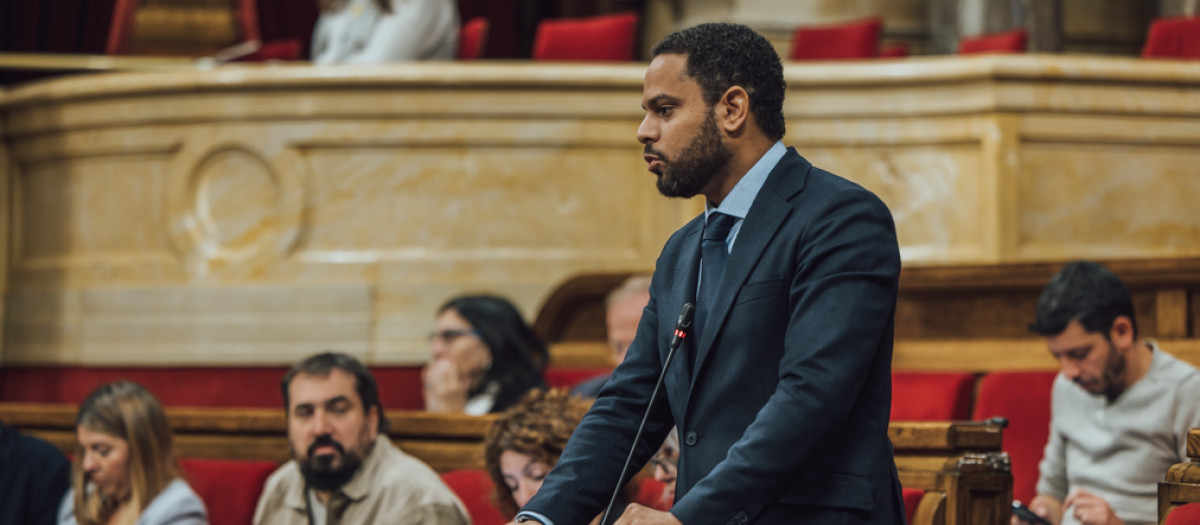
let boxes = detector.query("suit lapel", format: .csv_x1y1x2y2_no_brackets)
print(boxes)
669,218,702,408
688,149,810,394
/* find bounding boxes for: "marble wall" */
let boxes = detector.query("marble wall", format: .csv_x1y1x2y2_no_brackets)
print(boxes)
2,56,1199,366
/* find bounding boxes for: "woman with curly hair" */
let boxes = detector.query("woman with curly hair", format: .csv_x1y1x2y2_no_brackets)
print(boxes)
57,381,207,525
484,389,636,524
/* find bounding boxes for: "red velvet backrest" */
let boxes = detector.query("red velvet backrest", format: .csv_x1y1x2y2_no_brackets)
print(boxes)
971,371,1057,505
543,367,611,390
902,487,924,524
1166,502,1200,524
890,372,977,421
958,28,1028,55
789,18,883,61
0,366,427,410
180,457,279,525
237,39,302,62
458,16,491,60
1142,17,1200,59
532,12,639,62
442,469,509,525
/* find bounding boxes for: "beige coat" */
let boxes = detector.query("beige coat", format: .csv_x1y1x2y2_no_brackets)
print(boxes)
253,435,469,525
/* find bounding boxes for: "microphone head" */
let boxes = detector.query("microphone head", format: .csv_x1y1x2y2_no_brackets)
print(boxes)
677,303,695,329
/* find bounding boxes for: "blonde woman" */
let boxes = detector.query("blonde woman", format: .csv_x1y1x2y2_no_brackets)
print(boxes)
57,381,207,525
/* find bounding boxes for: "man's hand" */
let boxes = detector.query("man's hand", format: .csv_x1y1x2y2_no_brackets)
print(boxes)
1063,490,1125,525
613,503,682,525
422,359,469,413
1012,495,1061,525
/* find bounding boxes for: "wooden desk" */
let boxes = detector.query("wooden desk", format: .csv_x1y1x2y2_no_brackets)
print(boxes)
0,402,1009,524
1159,428,1200,524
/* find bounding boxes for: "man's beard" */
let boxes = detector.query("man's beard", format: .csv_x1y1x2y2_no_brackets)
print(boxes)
296,435,367,492
1100,339,1128,402
650,112,733,199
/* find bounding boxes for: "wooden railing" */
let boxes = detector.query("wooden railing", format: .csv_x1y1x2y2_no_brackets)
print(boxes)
0,402,1009,524
1159,428,1200,524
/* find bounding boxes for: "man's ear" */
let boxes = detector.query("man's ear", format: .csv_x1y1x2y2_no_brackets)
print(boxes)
367,404,380,439
716,86,751,135
1109,315,1135,349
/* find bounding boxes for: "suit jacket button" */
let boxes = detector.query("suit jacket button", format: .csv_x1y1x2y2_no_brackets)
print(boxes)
684,431,698,446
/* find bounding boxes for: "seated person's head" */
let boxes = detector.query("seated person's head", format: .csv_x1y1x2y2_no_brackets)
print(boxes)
650,428,679,506
280,351,387,492
484,389,589,515
606,275,651,366
426,294,548,413
72,381,179,523
1030,261,1139,400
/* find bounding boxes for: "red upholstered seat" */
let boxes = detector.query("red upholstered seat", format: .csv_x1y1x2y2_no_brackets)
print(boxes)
543,367,611,390
108,0,297,62
442,469,508,525
971,371,1057,505
1166,502,1200,524
236,38,302,62
880,43,909,58
890,372,976,421
1142,17,1200,59
532,12,639,62
789,18,882,61
902,487,924,524
958,28,1027,54
180,457,279,525
458,16,490,60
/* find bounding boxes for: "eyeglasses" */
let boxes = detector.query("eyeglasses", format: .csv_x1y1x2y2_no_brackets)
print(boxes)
649,453,677,475
429,328,479,344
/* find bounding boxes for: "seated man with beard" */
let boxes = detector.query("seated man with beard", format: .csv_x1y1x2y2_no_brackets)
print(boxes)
254,352,469,525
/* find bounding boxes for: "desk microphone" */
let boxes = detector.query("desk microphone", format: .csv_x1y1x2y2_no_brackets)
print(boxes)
599,303,694,525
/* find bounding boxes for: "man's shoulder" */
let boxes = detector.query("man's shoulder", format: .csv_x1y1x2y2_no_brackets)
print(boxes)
261,460,302,494
373,442,458,497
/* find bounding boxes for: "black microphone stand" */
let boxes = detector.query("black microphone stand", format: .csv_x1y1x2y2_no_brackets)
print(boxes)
599,303,694,525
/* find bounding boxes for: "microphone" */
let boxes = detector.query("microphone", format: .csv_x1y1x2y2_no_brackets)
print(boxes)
599,303,694,525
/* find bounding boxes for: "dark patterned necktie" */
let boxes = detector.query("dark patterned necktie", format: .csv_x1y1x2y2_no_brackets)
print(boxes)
693,212,737,355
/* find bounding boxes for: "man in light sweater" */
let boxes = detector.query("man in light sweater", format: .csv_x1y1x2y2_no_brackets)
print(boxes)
1015,261,1200,525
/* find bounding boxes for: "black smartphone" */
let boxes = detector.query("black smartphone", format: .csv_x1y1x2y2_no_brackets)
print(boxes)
1012,502,1052,525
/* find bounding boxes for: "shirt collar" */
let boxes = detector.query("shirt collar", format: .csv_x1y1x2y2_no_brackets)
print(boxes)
705,140,786,220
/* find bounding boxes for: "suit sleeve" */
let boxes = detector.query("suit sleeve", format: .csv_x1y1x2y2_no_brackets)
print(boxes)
669,187,900,523
522,253,678,525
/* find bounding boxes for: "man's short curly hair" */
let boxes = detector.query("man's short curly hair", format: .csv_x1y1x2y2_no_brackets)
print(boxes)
651,23,787,141
484,389,590,516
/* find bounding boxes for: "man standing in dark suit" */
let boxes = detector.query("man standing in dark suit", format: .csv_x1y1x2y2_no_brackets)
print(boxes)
517,23,905,525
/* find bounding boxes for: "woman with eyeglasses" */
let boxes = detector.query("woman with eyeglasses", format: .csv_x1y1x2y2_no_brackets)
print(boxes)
424,294,549,414
485,389,637,524
58,381,207,525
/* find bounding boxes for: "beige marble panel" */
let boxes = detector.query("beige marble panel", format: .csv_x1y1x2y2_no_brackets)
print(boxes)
1016,143,1200,261
2,57,1200,365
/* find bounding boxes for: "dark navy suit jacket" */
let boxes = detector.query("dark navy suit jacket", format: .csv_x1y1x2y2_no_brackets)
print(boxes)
526,149,905,525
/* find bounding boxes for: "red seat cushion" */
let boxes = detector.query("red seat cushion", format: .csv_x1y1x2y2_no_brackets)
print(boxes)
1166,502,1200,524
1142,17,1200,59
532,12,639,61
902,487,924,524
971,371,1057,505
180,457,278,525
891,372,976,421
789,18,882,61
958,29,1027,54
442,469,508,525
